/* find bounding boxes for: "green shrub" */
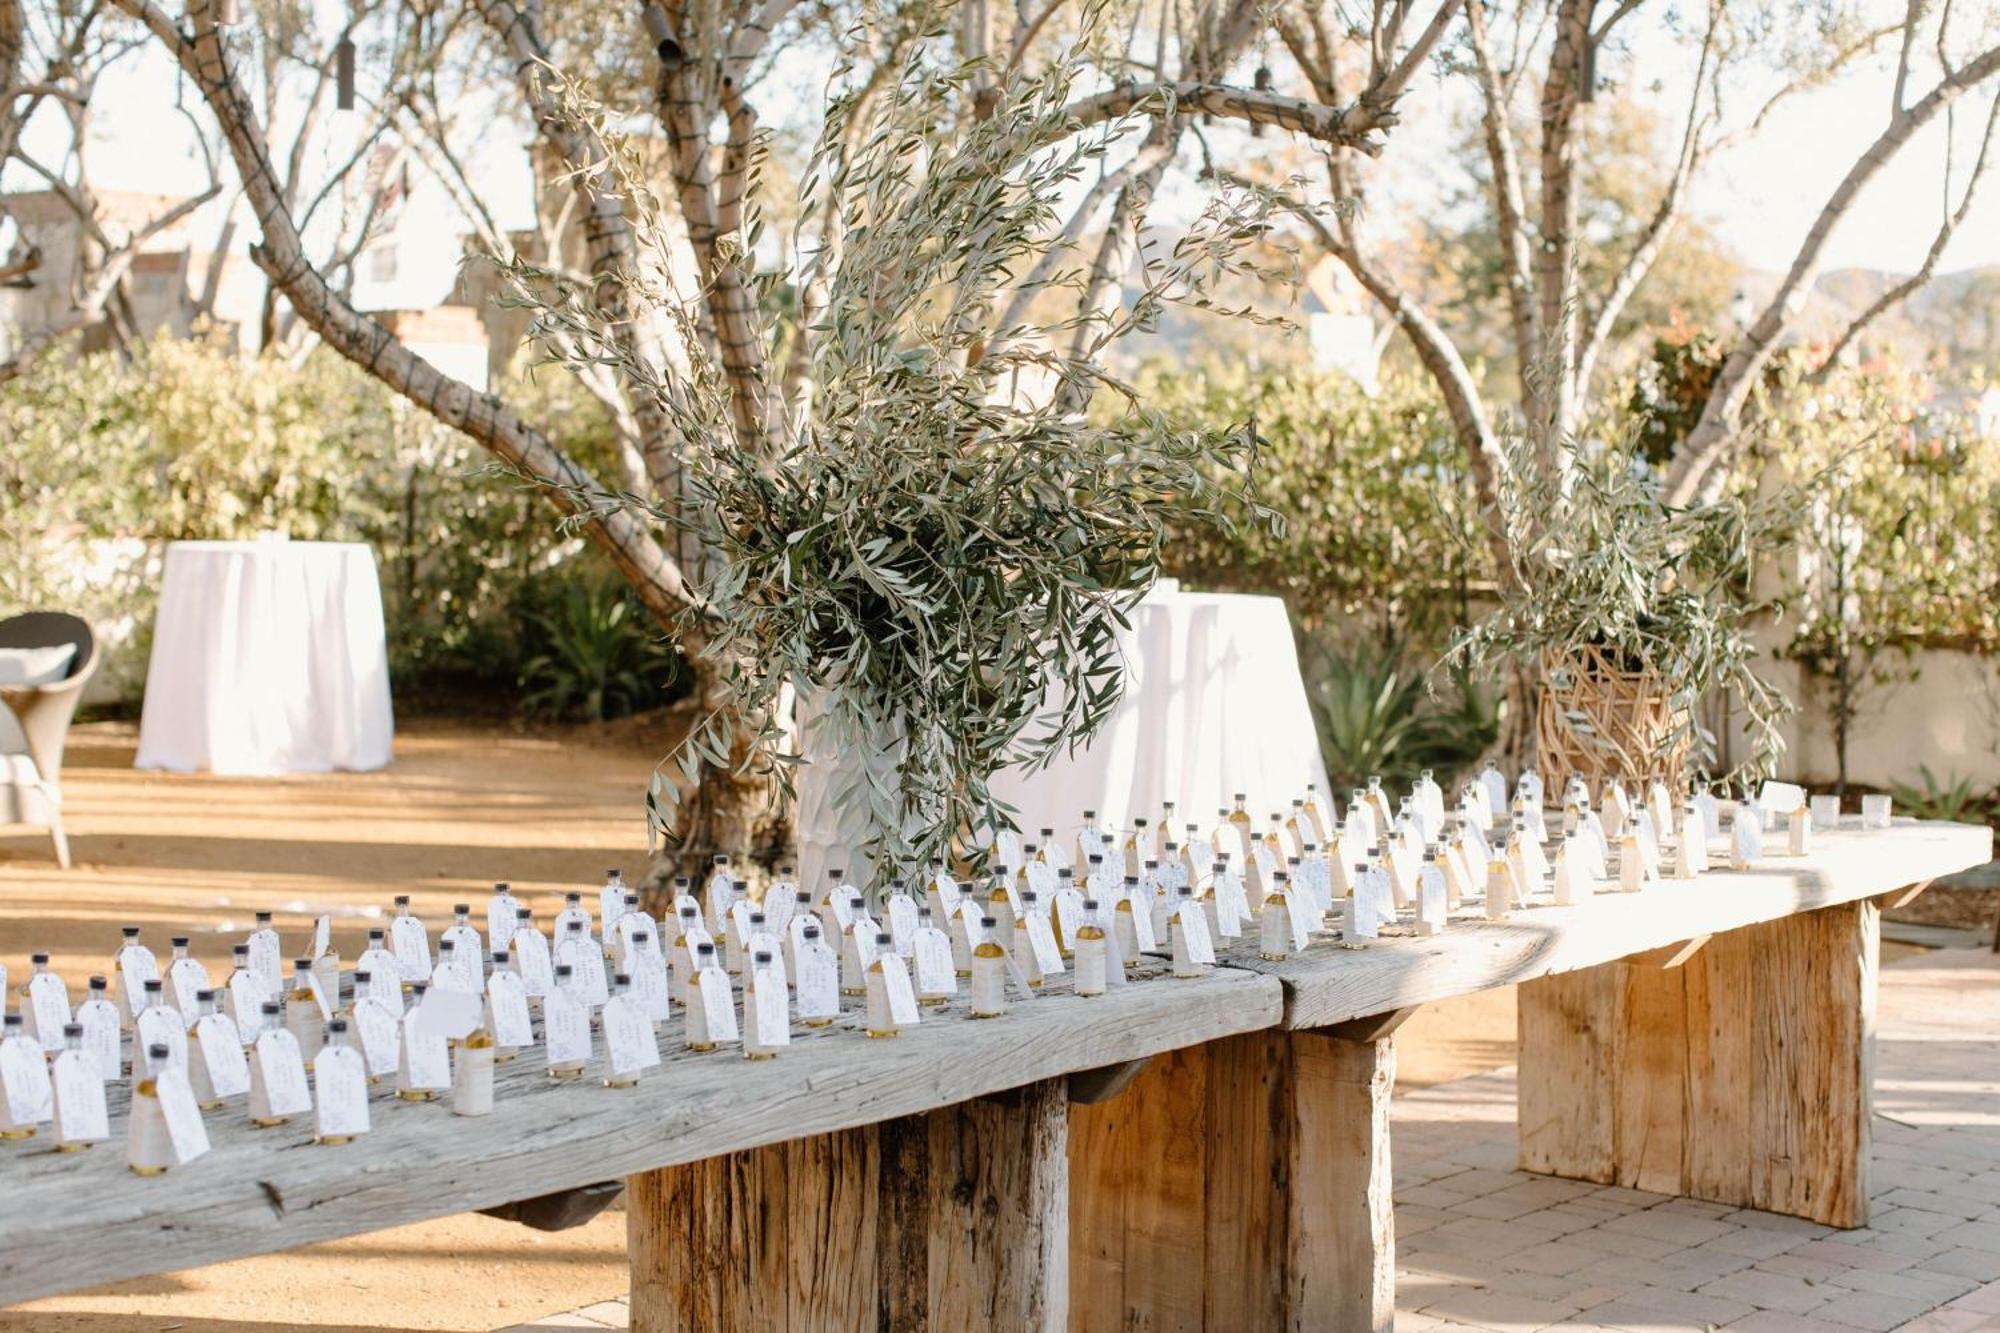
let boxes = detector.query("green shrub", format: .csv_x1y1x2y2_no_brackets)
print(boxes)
0,331,678,714
1142,362,1494,637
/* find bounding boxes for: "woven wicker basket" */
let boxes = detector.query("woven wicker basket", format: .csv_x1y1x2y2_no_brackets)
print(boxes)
1536,644,1689,798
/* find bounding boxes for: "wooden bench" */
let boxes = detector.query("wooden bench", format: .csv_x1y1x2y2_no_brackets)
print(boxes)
0,819,1987,1332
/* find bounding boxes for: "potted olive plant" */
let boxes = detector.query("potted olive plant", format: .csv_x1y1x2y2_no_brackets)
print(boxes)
1448,430,1797,795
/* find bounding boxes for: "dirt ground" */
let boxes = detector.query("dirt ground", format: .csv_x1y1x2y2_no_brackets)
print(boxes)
0,719,1888,1331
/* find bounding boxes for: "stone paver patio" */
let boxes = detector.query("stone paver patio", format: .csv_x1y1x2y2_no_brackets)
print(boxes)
510,945,2000,1332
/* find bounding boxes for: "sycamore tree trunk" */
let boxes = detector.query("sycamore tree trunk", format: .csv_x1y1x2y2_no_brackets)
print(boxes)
642,652,790,910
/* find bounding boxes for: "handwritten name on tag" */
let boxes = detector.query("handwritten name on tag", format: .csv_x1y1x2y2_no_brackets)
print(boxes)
1417,865,1447,933
796,940,840,1021
511,927,555,997
400,1015,452,1091
118,948,158,1014
194,1016,251,1098
136,1007,188,1074
1175,902,1217,964
1283,882,1315,950
314,1045,370,1138
912,927,955,996
53,1050,108,1143
542,989,592,1068
255,1031,313,1115
603,994,661,1077
166,958,208,1017
155,1065,210,1163
78,1002,121,1082
1024,911,1065,975
0,1039,53,1125
27,973,70,1051
886,894,920,957
696,969,740,1043
359,965,403,1014
486,892,522,953
391,916,432,982
749,978,790,1050
486,972,536,1047
878,954,921,1025
248,930,282,994
352,997,401,1077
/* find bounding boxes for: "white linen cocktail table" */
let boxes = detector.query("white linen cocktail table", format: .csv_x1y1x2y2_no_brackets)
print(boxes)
135,540,394,775
987,586,1332,838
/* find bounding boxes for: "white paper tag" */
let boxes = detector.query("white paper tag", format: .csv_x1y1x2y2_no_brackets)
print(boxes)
353,996,401,1076
1283,881,1316,950
255,1031,313,1115
750,978,790,1049
400,1015,453,1091
696,969,740,1042
118,946,158,1015
486,971,535,1047
1024,911,1065,975
763,888,797,939
194,1016,251,1098
53,1050,108,1143
442,923,484,974
511,927,555,997
1210,865,1248,937
0,1039,53,1124
222,976,265,1042
554,934,610,1007
603,994,661,1076
1175,902,1217,964
28,972,71,1051
929,872,963,917
314,1045,370,1138
600,882,628,934
167,957,208,1017
1052,887,1086,946
416,985,485,1042
136,1007,188,1074
248,930,282,995
912,927,956,995
391,916,433,982
877,954,921,1025
312,915,332,959
1417,865,1447,932
154,1065,210,1163
78,1001,121,1082
886,894,920,957
1733,809,1763,864
486,893,521,955
796,939,840,1021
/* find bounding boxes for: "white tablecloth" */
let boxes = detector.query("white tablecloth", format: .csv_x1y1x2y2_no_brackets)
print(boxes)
135,541,394,774
987,588,1329,851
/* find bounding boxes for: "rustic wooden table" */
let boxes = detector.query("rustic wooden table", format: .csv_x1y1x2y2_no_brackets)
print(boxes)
0,819,1987,1333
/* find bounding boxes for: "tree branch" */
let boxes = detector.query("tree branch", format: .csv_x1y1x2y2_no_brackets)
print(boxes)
107,0,696,627
1665,37,2000,505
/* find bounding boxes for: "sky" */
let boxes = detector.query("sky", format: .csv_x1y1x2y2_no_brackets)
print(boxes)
16,7,2000,284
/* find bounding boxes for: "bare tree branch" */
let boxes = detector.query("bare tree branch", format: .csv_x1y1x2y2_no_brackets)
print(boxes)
1808,88,2000,383
1666,37,2000,505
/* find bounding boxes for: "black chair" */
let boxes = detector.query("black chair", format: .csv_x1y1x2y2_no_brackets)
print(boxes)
0,612,98,868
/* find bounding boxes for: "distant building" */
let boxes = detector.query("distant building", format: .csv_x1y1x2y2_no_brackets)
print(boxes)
0,162,491,388
1301,254,1381,392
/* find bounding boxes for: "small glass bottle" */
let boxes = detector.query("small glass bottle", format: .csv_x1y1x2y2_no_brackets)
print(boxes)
970,917,1007,1018
286,957,325,1065
127,1042,176,1175
1259,877,1293,962
315,1018,363,1144
1073,901,1107,997
862,932,903,1039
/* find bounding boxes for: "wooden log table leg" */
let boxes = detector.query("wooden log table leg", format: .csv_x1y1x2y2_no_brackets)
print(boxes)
627,1080,1068,1332
1070,1015,1408,1333
1517,897,1879,1228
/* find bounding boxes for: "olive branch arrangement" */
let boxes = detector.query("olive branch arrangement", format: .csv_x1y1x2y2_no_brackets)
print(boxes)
1447,425,1804,791
498,18,1284,885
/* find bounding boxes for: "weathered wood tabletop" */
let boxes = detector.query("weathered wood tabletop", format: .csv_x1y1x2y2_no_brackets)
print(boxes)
0,955,1279,1306
1225,816,1993,1029
0,818,1988,1314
